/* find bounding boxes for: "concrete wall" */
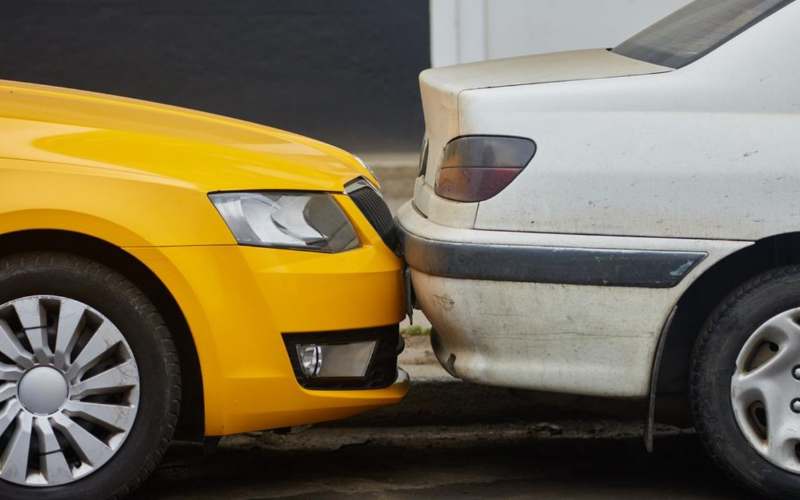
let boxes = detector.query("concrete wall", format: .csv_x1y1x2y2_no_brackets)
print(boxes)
1,1,697,152
431,0,692,67
0,0,430,152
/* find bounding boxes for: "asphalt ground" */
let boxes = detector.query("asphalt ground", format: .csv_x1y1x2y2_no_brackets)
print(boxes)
136,335,747,500
134,380,747,499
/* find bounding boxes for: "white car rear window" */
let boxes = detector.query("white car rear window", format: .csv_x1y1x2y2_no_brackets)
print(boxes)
614,0,794,68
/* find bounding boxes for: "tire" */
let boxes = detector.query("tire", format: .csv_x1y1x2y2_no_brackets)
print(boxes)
0,253,180,500
691,266,800,499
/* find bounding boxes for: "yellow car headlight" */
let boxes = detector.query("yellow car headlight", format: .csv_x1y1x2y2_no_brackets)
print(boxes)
210,192,359,252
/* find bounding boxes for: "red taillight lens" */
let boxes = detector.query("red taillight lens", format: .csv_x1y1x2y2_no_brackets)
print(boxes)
435,136,537,203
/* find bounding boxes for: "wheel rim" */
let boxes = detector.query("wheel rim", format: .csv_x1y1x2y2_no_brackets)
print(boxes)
731,307,800,473
0,296,140,487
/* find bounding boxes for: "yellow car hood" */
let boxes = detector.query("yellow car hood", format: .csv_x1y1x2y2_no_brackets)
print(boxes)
0,80,374,192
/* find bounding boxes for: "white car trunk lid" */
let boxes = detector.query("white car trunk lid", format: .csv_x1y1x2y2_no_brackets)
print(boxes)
421,49,669,100
417,49,671,210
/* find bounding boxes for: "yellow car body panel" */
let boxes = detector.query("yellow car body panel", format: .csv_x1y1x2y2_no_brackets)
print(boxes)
0,80,407,436
0,80,379,194
0,157,234,246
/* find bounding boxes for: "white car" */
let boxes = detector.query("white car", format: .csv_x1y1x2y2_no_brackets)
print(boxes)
398,0,800,496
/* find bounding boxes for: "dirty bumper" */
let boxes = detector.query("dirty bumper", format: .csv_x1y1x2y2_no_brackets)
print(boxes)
396,202,749,398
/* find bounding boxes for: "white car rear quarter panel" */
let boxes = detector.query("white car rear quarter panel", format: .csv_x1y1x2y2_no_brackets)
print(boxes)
466,8,800,239
468,84,800,239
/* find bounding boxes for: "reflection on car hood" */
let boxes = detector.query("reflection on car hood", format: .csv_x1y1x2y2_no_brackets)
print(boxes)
0,80,374,192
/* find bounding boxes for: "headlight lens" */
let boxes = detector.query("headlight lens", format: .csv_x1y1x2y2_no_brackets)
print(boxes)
210,192,360,252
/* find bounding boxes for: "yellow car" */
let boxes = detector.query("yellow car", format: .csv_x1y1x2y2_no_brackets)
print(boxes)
0,80,408,499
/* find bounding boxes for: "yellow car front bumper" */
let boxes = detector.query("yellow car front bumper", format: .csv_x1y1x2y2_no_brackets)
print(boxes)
127,229,408,436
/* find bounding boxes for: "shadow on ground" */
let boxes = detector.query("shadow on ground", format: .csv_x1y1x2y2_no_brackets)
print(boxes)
135,432,746,499
134,379,750,499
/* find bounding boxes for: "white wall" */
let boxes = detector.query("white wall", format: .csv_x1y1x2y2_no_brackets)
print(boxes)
431,0,692,67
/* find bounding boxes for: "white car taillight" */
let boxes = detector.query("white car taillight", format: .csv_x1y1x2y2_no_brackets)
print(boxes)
435,136,537,202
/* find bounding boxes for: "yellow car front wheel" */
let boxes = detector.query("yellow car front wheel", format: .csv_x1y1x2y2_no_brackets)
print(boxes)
0,253,180,500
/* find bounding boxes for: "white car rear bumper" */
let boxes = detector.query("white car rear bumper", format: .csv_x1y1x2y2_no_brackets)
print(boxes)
397,201,750,397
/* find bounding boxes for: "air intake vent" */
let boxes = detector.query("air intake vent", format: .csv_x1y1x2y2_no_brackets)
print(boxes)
347,179,398,251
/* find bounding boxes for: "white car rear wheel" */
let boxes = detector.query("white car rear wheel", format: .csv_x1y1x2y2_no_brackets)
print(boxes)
692,266,800,499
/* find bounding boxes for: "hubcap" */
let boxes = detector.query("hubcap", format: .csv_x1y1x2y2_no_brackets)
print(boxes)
17,367,68,415
0,296,140,487
731,308,800,473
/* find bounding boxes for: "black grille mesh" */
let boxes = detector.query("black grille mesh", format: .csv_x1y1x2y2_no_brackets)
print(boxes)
349,186,398,250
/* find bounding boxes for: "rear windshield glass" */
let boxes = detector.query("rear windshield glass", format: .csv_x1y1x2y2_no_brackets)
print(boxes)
614,0,794,68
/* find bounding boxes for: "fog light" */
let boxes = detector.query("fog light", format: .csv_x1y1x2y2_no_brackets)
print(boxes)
283,327,399,390
296,345,323,377
295,341,377,379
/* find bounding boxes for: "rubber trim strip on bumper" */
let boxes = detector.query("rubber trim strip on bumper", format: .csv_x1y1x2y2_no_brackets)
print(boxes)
400,228,706,289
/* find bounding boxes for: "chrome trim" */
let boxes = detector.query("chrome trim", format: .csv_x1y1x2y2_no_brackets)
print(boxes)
345,177,380,195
